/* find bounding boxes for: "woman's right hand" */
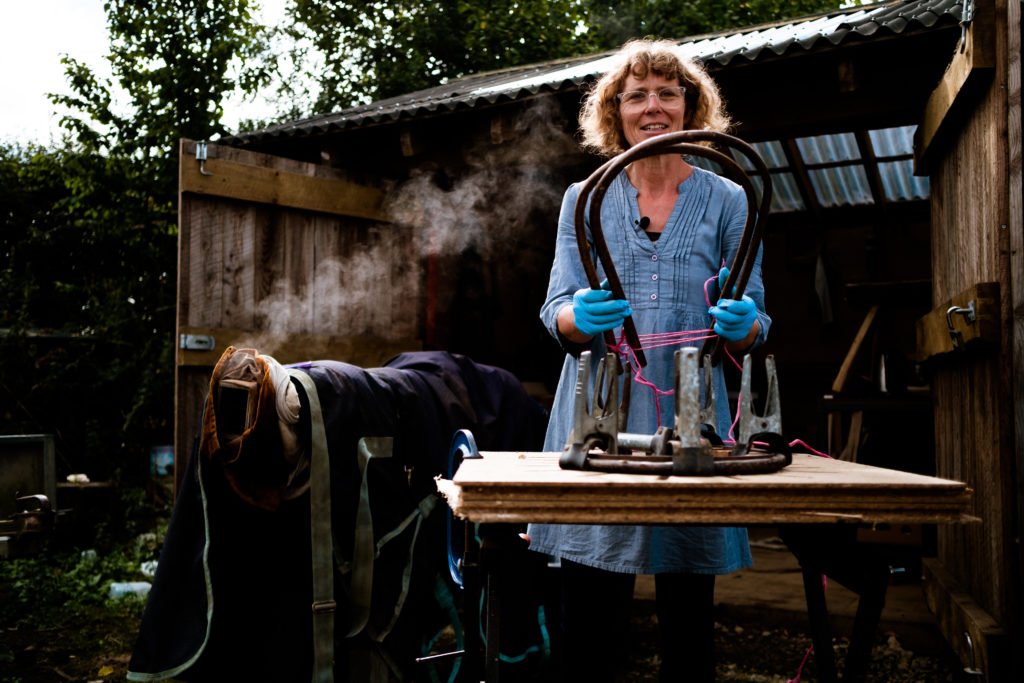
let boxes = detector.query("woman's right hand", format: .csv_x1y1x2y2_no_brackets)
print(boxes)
570,280,632,337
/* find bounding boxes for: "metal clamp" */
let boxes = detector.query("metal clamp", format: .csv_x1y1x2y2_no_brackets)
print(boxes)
559,349,789,476
672,349,714,474
560,352,625,469
697,353,719,442
733,354,783,453
946,300,977,350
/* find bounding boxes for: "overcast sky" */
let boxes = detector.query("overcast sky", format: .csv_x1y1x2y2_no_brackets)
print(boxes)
0,1,110,144
0,0,286,146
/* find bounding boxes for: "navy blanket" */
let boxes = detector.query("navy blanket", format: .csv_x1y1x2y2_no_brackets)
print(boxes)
128,351,547,681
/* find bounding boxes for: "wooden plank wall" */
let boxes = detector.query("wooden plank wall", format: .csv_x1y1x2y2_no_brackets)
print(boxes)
174,141,422,490
926,0,1021,673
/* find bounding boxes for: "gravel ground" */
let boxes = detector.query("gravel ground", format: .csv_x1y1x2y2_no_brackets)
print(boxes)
620,604,962,682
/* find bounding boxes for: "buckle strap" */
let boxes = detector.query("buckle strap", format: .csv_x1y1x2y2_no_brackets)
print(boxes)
311,600,337,615
288,369,334,683
347,436,394,638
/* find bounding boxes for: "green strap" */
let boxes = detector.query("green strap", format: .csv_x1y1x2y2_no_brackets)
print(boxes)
369,494,438,642
347,436,394,637
288,370,334,683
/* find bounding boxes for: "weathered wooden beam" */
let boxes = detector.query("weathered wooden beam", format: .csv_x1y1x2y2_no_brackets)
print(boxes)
914,10,996,173
922,558,1010,680
915,282,1000,360
179,139,387,221
176,325,420,368
832,305,879,393
780,137,820,217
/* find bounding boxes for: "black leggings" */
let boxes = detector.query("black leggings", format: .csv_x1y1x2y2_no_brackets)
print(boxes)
559,558,716,682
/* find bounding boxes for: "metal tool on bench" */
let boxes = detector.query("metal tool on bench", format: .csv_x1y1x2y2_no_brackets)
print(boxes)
559,348,790,475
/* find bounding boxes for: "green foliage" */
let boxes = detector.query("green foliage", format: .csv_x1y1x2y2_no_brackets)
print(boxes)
0,540,156,639
1,2,273,481
51,0,272,194
287,0,594,113
281,0,847,116
0,142,177,479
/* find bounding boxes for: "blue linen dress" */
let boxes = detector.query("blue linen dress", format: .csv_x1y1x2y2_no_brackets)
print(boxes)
527,166,771,575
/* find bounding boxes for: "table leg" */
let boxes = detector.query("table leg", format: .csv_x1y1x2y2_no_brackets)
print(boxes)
801,567,839,683
460,523,483,682
843,564,889,683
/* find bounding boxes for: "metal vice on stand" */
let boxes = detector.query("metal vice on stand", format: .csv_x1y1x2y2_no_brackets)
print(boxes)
559,348,790,476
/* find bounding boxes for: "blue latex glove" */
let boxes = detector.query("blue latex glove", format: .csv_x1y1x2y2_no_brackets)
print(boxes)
572,280,632,337
709,267,757,342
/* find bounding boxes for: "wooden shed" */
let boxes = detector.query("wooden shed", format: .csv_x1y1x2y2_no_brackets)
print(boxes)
175,0,1020,678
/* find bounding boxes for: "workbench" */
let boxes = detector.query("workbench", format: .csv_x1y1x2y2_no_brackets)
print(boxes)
436,451,974,682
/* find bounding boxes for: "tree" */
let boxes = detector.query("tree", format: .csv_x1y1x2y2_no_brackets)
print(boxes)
0,1,273,484
281,0,846,117
286,0,594,114
52,0,272,194
0,143,176,482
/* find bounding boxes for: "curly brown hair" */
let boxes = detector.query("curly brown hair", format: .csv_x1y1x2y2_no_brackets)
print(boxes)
578,39,732,157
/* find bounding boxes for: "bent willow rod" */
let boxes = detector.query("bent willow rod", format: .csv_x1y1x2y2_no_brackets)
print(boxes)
573,130,773,367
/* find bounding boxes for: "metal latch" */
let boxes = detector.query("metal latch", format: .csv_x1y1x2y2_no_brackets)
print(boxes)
195,141,213,176
960,0,974,52
180,334,215,351
946,300,977,350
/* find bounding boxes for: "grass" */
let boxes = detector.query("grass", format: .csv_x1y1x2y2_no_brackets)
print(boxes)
0,485,167,683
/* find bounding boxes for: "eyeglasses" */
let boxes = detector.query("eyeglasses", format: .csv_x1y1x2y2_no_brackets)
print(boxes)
616,86,686,110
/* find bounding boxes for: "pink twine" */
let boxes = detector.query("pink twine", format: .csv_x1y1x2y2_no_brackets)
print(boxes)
788,439,833,458
609,335,676,424
787,645,814,683
703,273,717,306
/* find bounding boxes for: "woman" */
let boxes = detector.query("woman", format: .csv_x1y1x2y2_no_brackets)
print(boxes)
527,39,771,682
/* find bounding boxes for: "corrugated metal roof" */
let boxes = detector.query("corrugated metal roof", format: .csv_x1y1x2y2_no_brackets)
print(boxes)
690,124,930,213
225,0,962,144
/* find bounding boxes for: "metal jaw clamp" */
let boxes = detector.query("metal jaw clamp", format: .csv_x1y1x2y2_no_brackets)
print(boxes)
671,349,716,475
731,354,790,466
559,352,630,470
559,349,790,476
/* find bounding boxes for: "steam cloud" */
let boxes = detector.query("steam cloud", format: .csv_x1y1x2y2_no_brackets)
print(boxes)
240,97,579,355
384,97,578,257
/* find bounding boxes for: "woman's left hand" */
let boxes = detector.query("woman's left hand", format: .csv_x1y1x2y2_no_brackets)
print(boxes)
709,297,757,341
709,267,757,342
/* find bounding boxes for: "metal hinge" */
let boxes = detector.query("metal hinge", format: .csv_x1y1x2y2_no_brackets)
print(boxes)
180,334,215,351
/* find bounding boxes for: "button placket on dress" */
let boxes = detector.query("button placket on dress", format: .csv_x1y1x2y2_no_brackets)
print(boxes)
649,252,660,301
